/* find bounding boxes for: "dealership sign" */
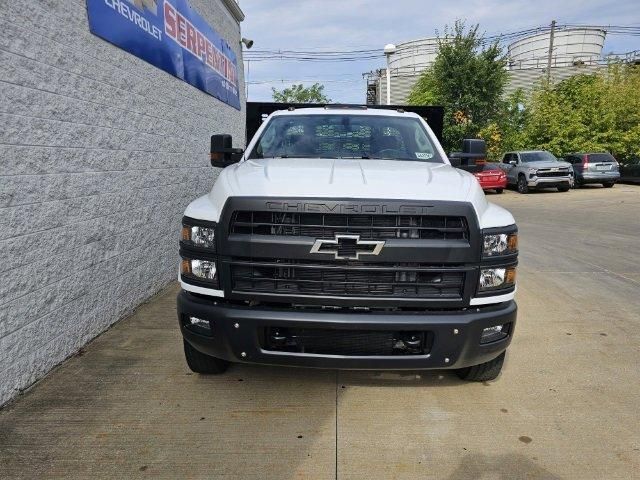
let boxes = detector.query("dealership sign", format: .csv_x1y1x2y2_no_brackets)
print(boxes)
86,0,240,110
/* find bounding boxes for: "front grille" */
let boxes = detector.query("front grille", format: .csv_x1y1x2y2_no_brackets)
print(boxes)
537,169,570,178
231,211,469,241
230,259,465,299
262,327,433,356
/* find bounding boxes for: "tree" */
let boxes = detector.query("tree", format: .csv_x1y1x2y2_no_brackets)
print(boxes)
519,64,640,159
271,83,330,103
478,89,528,160
407,21,509,152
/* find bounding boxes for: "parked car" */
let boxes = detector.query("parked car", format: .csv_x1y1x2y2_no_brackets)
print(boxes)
474,162,507,193
500,151,572,194
564,153,620,188
619,157,640,184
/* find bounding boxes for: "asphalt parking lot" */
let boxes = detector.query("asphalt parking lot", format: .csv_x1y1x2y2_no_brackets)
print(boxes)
1,185,639,479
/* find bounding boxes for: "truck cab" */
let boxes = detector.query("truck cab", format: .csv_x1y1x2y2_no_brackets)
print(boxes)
178,107,518,381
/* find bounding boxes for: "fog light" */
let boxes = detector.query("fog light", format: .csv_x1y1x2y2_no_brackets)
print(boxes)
481,324,509,344
186,316,212,336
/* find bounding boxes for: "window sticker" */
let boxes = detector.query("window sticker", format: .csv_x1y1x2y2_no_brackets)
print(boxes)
415,152,433,159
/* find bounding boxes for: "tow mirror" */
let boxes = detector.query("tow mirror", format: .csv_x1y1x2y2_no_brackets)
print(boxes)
449,138,487,173
210,134,244,168
462,138,486,158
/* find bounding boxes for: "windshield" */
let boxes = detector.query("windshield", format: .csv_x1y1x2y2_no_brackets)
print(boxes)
248,114,443,163
521,151,558,163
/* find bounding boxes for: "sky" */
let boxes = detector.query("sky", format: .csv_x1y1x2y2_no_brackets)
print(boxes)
238,0,640,103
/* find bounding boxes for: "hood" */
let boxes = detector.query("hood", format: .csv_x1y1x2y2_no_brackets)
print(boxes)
215,158,476,202
188,157,514,230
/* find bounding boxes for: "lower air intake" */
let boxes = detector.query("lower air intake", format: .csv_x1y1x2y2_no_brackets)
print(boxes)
263,327,432,356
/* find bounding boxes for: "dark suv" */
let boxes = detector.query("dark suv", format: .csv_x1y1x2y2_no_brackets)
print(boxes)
564,153,620,188
620,157,640,184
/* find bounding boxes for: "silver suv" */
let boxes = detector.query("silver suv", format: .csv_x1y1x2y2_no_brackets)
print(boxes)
500,151,572,194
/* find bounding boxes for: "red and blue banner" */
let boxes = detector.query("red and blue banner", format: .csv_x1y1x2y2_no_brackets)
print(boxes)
86,0,241,110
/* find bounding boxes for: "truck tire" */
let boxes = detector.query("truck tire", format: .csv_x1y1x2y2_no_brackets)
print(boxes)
183,339,229,374
495,188,504,194
603,182,614,188
456,351,505,382
517,175,529,194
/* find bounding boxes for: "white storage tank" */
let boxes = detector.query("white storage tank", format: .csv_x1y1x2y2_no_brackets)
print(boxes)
387,37,441,74
508,27,606,69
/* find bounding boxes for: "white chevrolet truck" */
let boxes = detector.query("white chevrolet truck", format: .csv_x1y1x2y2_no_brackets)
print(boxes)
178,107,518,381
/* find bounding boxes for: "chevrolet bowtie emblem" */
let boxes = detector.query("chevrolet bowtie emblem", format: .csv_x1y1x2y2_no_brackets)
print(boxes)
310,234,385,260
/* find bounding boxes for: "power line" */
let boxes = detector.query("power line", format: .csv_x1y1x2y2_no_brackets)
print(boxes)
242,23,640,64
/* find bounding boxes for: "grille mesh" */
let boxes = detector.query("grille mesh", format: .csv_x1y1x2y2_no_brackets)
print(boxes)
231,259,465,298
263,327,432,356
231,211,468,241
536,169,570,178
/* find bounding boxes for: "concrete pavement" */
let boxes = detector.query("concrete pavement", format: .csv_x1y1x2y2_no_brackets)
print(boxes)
1,185,639,479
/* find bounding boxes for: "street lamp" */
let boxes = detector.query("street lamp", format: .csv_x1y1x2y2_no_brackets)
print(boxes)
383,43,396,105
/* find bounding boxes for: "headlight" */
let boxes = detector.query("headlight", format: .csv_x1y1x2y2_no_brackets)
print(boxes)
478,266,517,292
482,232,518,257
181,258,219,286
527,168,537,175
181,220,216,250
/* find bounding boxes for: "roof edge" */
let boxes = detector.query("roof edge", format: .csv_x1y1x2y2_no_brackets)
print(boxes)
220,0,245,22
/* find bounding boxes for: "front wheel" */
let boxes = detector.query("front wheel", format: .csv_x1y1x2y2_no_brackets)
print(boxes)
558,185,570,192
603,182,614,188
456,352,505,382
183,339,229,374
495,188,504,194
517,176,529,194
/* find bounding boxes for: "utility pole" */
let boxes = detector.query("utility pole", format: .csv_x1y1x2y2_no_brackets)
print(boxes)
546,20,556,83
384,44,397,105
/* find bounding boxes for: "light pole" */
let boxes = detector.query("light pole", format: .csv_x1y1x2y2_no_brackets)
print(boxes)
384,43,396,105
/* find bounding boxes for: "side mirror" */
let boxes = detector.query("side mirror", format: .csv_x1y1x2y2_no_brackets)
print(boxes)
509,160,517,166
462,138,487,157
210,134,244,168
449,139,486,173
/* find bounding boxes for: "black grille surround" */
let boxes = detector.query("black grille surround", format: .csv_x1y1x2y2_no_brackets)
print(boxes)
215,197,485,309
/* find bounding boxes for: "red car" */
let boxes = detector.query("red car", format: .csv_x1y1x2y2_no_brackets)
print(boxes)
474,163,507,193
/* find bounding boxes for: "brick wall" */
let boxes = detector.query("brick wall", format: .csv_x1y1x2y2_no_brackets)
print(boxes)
0,0,245,406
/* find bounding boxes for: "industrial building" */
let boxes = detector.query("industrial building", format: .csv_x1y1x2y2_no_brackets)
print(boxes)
366,26,639,104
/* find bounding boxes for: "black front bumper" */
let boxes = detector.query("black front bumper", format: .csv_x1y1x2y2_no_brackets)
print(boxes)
178,291,517,370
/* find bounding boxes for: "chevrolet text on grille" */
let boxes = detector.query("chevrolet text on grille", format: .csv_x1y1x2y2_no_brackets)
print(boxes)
265,202,435,214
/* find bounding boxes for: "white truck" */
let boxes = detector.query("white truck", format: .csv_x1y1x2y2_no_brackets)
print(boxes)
178,106,518,381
